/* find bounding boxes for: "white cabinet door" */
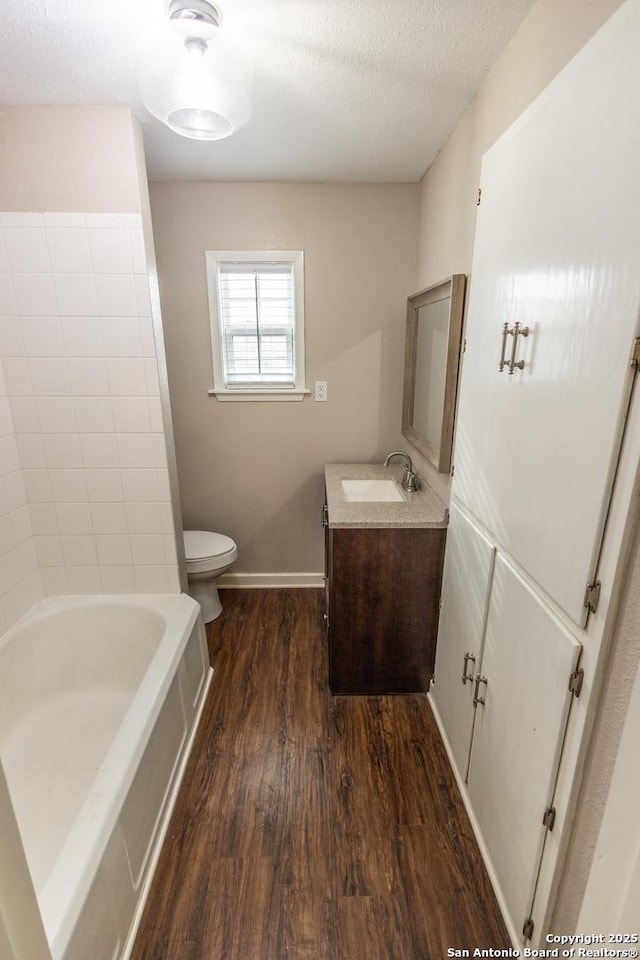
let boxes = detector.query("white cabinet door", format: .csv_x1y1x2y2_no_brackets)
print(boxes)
467,554,581,934
454,0,640,625
432,502,495,778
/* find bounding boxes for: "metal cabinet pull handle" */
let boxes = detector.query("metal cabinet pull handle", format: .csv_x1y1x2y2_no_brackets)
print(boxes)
508,322,530,374
462,651,476,684
498,322,510,372
322,502,328,527
473,674,488,706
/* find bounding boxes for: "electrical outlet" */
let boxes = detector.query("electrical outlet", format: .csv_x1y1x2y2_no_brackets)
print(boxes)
314,380,328,402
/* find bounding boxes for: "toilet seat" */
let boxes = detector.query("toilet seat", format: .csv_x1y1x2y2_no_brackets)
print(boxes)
183,530,238,574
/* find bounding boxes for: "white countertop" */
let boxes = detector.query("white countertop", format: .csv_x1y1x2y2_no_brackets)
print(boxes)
325,463,449,529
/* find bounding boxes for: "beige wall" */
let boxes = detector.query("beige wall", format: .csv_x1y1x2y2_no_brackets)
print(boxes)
413,0,636,932
0,106,143,214
149,182,419,577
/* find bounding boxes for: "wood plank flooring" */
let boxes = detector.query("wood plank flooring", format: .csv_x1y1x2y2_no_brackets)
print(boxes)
131,589,510,960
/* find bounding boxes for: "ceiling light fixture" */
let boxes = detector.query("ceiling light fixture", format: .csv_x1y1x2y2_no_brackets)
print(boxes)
139,0,251,141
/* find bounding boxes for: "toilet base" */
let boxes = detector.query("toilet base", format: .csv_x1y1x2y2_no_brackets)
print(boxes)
187,580,223,623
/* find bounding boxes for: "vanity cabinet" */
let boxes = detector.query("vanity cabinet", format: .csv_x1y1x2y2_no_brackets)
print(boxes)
326,525,446,694
323,464,448,696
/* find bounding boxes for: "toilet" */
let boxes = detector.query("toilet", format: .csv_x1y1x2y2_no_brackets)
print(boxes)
183,529,238,623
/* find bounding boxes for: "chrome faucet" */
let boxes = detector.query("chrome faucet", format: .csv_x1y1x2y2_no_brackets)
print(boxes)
384,451,420,492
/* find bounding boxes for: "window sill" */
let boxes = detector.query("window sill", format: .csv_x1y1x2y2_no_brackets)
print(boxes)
208,388,310,402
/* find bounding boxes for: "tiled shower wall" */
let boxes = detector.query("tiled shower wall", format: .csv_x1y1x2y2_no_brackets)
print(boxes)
0,211,180,628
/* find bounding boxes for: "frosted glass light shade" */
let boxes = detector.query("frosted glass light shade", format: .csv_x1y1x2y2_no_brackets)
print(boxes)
139,24,251,140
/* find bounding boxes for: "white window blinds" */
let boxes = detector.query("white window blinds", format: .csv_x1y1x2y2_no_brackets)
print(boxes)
216,261,296,386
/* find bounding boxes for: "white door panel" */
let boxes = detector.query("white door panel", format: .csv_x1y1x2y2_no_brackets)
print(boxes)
432,502,495,777
454,0,640,625
467,554,581,933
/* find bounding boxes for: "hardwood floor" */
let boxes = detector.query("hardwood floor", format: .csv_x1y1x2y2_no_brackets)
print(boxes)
131,589,510,960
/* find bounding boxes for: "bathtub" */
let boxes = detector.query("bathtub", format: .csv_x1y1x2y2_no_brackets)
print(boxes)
0,593,212,960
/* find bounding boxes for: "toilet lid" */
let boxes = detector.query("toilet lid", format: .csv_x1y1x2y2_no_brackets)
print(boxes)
183,530,236,561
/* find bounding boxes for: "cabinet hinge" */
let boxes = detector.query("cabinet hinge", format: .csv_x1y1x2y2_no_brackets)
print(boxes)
631,336,640,368
523,918,535,941
584,579,601,614
569,667,584,699
476,187,482,206
542,805,557,831
463,337,467,353
450,464,455,477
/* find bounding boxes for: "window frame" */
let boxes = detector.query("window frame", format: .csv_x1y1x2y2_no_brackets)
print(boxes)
205,250,308,401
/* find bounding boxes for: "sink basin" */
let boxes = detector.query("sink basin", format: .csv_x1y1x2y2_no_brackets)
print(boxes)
340,479,404,502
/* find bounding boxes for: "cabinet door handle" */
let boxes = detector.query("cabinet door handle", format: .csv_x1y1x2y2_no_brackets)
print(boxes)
473,674,488,706
498,322,510,372
462,651,476,684
508,321,530,374
322,502,328,527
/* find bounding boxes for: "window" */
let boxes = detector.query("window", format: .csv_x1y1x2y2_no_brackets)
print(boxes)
206,250,307,401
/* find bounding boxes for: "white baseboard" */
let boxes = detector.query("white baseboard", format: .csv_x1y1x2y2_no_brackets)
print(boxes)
217,572,324,589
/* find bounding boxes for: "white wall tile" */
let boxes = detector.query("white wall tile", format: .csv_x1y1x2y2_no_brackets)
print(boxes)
4,227,51,273
85,469,124,502
66,565,101,593
60,316,103,357
23,469,52,502
2,571,44,628
18,539,38,577
0,397,13,435
74,396,114,433
96,534,132,565
48,469,88,503
11,506,33,545
112,396,151,433
46,227,92,273
56,502,93,535
95,275,138,317
0,434,20,475
106,358,146,396
21,316,65,357
100,565,136,593
0,275,17,315
130,231,146,274
89,228,132,274
0,516,15,557
134,565,170,593
61,535,98,566
16,435,46,468
12,274,57,316
1,213,43,227
43,213,86,228
0,548,22,594
125,501,163,534
28,358,70,396
43,434,83,469
144,358,160,396
67,358,109,396
118,434,155,469
9,396,39,432
3,358,32,396
101,317,142,357
139,317,157,358
122,469,159,502
85,213,129,229
0,317,26,356
2,471,27,512
54,273,98,316
90,502,128,534
130,534,165,565
134,276,152,317
35,535,64,567
30,503,59,535
80,434,119,468
0,235,8,273
41,566,69,594
36,396,77,433
149,396,164,432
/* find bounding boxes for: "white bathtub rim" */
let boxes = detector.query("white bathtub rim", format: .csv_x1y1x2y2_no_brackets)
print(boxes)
6,593,203,959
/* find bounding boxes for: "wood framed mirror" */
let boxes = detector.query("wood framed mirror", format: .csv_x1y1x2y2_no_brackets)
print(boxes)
402,274,466,474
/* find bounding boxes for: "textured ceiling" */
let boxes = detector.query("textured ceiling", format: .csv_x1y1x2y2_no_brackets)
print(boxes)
0,0,536,182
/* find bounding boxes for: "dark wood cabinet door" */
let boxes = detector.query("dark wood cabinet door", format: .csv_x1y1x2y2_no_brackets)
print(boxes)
328,526,446,694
